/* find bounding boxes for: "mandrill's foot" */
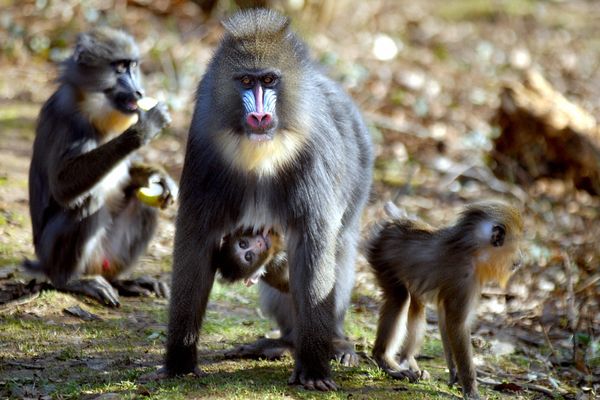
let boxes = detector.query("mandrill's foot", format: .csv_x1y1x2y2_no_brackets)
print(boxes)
224,338,292,360
374,354,427,383
139,365,206,382
288,366,338,391
58,275,120,307
111,276,170,298
333,337,360,367
419,369,431,380
448,368,459,387
385,366,429,382
386,368,421,382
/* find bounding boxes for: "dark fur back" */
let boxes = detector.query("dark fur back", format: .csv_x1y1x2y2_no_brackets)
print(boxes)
366,220,434,290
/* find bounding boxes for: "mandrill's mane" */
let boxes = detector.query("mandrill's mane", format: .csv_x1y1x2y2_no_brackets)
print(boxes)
221,8,290,40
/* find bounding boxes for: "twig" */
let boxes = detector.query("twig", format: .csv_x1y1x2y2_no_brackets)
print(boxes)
477,370,562,398
477,376,557,398
539,322,557,360
575,273,600,294
563,251,578,331
435,162,527,202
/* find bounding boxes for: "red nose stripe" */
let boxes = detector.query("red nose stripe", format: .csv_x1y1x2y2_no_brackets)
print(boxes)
253,84,264,113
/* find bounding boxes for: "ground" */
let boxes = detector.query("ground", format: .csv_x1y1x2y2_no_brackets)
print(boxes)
0,0,599,399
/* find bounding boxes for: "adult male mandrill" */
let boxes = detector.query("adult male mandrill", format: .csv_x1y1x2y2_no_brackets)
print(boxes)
367,201,524,400
159,9,373,391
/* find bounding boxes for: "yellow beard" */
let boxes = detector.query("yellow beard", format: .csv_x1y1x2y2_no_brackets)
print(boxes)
80,93,139,138
214,129,307,176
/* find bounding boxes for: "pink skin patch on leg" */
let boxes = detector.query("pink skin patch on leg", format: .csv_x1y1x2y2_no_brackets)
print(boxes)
102,258,110,272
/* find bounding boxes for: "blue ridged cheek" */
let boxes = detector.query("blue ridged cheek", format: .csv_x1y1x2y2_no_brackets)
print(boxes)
242,88,277,115
263,89,277,114
242,89,256,114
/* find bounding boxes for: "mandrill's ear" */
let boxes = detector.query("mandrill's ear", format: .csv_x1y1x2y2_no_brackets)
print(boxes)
490,225,506,247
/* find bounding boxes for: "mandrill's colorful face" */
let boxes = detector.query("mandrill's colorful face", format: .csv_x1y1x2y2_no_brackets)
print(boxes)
236,71,280,141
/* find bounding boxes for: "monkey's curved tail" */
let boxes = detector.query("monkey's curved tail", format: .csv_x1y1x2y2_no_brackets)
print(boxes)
383,201,407,219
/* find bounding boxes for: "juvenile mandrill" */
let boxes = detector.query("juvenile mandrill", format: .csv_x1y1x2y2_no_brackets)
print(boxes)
162,9,373,391
216,228,289,292
366,201,523,400
25,27,176,307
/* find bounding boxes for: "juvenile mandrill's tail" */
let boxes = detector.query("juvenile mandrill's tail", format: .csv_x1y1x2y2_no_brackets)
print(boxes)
383,201,406,220
360,201,406,256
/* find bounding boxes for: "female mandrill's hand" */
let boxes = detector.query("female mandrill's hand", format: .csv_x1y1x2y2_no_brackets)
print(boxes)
136,172,178,209
129,164,178,209
128,101,171,146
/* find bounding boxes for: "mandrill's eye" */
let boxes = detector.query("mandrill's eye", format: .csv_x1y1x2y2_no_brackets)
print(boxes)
262,75,278,87
240,76,253,88
113,61,128,74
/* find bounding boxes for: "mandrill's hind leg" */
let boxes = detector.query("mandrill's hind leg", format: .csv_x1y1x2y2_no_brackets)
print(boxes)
225,337,292,360
226,283,294,359
398,297,430,380
103,196,169,298
23,206,120,307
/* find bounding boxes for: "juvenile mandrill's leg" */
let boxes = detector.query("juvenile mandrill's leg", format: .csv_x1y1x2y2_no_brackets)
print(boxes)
443,296,480,400
287,224,338,392
399,298,430,380
372,285,419,382
438,305,458,386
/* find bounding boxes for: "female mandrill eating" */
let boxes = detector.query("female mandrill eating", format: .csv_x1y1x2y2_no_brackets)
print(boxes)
25,27,176,307
366,201,524,400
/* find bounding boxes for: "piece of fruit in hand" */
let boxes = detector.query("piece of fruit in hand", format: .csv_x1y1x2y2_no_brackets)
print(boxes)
137,97,159,111
136,181,164,207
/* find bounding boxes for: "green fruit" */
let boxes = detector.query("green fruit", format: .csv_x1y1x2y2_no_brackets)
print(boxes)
136,182,164,207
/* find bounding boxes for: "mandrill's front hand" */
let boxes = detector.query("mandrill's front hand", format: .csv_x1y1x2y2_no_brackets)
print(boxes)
129,101,172,145
137,172,178,209
129,164,178,209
